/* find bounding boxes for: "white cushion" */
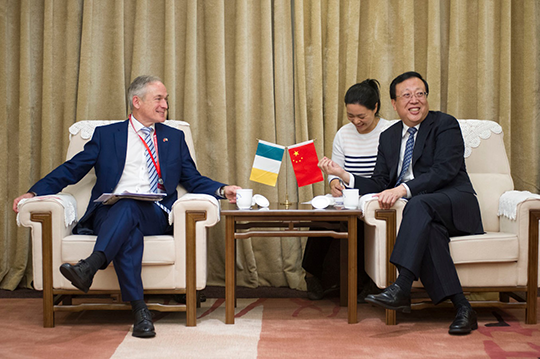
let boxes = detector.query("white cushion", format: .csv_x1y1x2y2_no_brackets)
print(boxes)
61,235,176,265
450,232,518,264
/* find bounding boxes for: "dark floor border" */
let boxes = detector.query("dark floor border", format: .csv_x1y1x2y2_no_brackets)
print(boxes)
3,287,538,300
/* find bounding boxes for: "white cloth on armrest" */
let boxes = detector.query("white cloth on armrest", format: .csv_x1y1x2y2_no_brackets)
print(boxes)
17,194,78,227
498,190,540,220
168,193,220,224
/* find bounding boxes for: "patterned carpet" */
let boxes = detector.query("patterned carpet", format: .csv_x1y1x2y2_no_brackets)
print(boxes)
2,295,540,358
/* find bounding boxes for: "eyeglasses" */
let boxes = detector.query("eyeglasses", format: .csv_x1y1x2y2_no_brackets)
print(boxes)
396,91,428,100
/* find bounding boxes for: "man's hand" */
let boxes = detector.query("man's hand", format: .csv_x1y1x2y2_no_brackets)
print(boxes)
375,185,407,209
329,178,344,197
318,157,346,178
13,192,35,213
223,185,242,203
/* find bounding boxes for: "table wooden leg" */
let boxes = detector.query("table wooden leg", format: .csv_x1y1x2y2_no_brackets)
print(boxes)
225,216,235,324
340,238,348,307
348,214,358,324
526,210,540,324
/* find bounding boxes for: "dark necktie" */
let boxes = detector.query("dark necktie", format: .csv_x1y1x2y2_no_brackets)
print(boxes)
396,127,417,186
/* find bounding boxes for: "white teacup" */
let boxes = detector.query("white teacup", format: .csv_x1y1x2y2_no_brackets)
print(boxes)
236,189,253,209
342,188,359,209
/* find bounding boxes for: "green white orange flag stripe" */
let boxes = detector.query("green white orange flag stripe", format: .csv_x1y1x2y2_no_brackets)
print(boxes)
249,140,285,186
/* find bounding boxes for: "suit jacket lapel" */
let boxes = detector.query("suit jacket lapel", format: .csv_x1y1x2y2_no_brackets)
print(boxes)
412,112,434,167
387,124,403,183
155,123,168,183
113,120,129,185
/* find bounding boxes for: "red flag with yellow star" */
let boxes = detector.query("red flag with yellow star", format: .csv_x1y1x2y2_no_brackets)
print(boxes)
288,140,324,187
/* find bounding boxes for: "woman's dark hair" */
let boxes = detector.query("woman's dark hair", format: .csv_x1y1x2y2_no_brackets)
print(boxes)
344,79,381,117
389,71,429,100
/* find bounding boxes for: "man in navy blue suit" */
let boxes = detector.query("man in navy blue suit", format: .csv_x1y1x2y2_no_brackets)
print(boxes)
319,72,483,335
13,75,241,338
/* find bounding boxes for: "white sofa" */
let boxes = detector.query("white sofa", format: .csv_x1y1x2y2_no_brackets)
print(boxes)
17,120,220,327
361,120,540,325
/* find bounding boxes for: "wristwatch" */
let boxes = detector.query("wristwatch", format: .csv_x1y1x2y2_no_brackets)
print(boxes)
218,186,226,198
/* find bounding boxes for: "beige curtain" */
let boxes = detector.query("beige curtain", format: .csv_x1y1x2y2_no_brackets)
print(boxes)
1,0,539,291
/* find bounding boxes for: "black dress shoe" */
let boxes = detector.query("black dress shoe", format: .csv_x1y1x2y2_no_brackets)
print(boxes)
305,276,324,300
449,306,478,335
364,283,411,313
59,260,94,293
133,308,156,338
357,278,383,304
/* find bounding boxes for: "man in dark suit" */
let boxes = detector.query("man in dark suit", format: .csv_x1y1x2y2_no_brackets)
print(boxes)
13,75,241,338
318,71,483,335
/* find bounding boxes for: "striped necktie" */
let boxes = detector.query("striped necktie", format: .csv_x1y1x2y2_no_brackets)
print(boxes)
140,127,170,214
396,127,417,186
140,127,159,193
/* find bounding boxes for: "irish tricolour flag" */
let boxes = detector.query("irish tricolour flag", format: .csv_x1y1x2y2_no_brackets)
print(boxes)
249,140,285,186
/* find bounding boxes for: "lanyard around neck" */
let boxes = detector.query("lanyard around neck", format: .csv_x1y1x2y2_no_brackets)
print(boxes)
129,115,162,179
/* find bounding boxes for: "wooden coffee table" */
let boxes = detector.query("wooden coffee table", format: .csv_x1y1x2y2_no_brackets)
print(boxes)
221,202,362,324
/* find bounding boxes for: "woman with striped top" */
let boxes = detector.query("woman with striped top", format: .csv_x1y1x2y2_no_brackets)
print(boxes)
303,79,390,301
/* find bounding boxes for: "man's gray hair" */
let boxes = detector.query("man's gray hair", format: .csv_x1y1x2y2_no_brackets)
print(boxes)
127,75,163,112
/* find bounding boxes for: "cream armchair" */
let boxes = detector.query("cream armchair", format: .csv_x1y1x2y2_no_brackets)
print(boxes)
361,120,540,325
17,120,220,328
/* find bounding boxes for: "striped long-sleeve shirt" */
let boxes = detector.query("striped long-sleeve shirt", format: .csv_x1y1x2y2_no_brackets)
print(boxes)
328,118,391,184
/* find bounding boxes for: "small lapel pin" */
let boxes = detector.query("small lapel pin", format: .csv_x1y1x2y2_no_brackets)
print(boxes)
163,138,168,142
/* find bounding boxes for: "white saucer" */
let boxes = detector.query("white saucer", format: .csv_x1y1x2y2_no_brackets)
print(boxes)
311,195,331,209
253,194,270,208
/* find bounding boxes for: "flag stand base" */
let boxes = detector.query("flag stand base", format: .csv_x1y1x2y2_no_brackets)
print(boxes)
280,194,292,208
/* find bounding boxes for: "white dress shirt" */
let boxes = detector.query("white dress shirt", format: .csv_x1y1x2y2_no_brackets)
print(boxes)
113,116,155,194
397,123,420,198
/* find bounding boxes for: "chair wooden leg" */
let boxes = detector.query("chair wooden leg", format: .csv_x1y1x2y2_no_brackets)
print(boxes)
526,210,540,324
375,209,397,325
31,212,55,328
185,211,207,327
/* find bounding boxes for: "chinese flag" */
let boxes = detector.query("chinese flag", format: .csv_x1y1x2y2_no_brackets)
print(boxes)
288,140,324,187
